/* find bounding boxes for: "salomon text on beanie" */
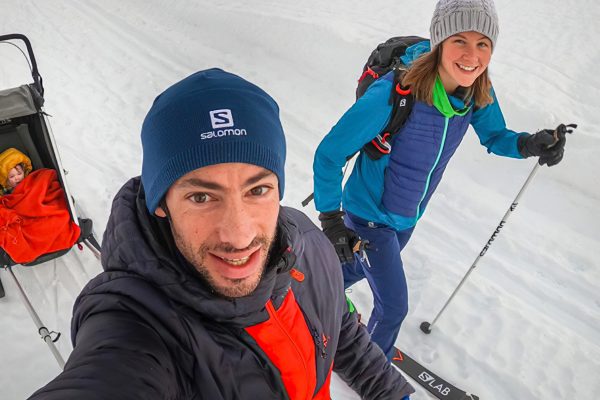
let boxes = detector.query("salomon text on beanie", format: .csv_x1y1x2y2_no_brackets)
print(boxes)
141,68,286,213
430,0,499,50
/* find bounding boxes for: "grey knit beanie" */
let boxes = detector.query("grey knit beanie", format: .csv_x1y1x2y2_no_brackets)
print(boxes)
430,0,499,50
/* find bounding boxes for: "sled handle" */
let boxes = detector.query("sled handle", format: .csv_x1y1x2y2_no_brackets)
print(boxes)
0,33,44,97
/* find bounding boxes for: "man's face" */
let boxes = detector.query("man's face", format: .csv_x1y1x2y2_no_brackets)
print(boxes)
155,163,280,298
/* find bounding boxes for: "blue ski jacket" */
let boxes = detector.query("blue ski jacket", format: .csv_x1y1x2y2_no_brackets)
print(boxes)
313,41,528,231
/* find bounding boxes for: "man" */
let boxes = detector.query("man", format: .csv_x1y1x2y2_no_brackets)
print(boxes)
29,69,414,399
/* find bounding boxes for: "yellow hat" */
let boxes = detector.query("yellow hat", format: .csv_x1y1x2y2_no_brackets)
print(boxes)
0,148,33,188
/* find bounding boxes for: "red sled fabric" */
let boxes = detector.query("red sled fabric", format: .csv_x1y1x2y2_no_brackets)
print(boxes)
0,168,81,264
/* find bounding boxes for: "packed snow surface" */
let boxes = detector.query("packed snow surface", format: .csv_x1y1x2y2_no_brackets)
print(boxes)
1,1,599,399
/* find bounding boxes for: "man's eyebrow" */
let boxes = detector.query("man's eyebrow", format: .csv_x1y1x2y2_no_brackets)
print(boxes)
244,170,275,187
177,178,224,191
176,170,275,190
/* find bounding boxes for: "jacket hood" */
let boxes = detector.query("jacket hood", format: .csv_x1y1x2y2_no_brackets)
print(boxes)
100,176,301,327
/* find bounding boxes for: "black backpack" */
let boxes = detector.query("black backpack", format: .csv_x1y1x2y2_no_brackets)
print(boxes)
302,36,427,207
357,35,426,160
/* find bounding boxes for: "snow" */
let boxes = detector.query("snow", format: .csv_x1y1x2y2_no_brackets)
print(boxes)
1,0,599,399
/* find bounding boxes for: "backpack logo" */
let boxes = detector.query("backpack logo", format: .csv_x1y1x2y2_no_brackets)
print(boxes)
209,109,234,129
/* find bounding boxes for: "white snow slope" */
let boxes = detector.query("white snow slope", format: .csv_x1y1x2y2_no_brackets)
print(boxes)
1,1,599,399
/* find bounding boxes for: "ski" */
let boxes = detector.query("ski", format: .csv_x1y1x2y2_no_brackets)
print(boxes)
0,276,5,298
392,347,479,400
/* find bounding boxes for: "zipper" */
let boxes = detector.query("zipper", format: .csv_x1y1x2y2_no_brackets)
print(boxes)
416,116,449,217
312,328,327,359
265,300,312,399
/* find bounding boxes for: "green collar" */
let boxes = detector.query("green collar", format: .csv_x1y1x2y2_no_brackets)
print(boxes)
432,75,471,118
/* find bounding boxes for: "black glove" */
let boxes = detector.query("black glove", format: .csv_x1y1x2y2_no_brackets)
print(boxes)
518,123,575,167
319,211,360,263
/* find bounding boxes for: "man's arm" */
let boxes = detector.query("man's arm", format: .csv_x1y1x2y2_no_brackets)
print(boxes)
28,311,179,400
333,298,415,399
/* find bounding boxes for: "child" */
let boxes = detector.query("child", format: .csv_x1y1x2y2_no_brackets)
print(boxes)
0,148,33,195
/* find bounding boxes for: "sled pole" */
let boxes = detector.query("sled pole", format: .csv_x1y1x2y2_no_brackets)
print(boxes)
5,266,65,368
83,238,102,261
420,163,541,334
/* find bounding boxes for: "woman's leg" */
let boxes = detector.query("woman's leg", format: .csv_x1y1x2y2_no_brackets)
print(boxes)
350,217,414,359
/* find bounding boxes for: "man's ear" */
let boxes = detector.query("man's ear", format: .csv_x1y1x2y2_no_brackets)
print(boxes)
155,206,167,218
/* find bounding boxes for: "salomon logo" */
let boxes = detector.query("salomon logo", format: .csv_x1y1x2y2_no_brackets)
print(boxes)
200,129,247,140
202,109,247,140
210,109,234,129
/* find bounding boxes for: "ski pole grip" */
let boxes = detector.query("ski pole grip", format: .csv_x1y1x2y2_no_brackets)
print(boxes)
551,123,578,146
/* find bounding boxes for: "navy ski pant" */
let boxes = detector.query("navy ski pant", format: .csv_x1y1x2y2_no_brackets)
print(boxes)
342,212,414,360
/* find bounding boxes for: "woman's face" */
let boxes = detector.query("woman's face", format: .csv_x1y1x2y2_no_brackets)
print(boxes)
438,31,492,93
7,164,25,188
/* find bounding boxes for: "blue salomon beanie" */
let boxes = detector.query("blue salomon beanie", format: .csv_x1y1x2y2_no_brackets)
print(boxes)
141,68,286,213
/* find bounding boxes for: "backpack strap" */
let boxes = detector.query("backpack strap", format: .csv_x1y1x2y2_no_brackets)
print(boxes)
362,67,414,160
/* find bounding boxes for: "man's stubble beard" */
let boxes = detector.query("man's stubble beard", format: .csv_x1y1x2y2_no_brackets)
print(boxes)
171,225,277,299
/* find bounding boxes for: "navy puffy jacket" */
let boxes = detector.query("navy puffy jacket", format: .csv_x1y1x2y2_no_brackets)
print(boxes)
28,177,414,400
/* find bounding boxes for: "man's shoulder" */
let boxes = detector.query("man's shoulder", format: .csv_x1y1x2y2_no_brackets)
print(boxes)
280,206,335,256
74,270,177,328
80,269,159,298
280,206,320,234
281,206,341,276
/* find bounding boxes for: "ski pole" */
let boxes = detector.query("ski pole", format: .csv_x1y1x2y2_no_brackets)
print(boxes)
4,265,65,368
420,123,577,334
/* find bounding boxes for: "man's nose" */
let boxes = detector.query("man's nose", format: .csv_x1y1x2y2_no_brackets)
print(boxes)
217,198,257,249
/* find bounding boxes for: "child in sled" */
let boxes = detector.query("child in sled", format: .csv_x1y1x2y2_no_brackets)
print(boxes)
0,148,33,195
0,147,80,264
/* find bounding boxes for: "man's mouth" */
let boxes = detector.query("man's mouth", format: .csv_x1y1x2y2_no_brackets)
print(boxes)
207,247,263,280
218,255,251,266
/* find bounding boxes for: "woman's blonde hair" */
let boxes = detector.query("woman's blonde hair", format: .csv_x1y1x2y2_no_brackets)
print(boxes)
401,44,493,109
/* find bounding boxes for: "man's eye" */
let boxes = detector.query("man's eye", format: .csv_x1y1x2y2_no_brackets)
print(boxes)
190,193,209,203
454,39,465,45
478,42,489,48
250,186,269,196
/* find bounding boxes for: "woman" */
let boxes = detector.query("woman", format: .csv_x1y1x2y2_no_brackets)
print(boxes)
312,0,567,360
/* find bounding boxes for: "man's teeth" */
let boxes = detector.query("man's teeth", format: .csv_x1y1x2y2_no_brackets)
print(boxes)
458,64,476,71
221,256,250,266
